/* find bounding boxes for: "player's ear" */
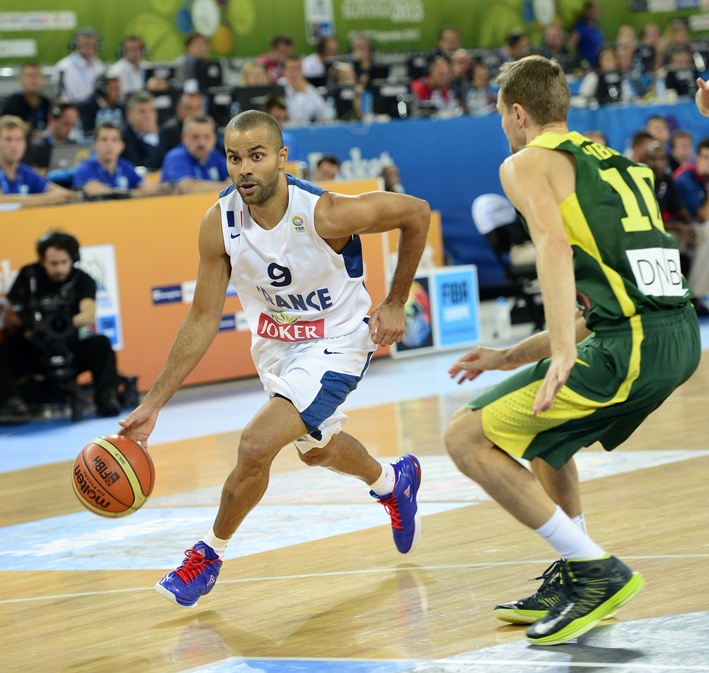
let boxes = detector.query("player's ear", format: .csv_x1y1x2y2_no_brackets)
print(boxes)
278,144,289,168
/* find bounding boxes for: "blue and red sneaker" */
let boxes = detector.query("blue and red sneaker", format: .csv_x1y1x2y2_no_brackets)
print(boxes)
371,454,422,554
155,541,223,607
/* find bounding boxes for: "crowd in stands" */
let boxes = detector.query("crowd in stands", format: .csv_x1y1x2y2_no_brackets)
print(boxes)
2,2,709,218
3,5,709,424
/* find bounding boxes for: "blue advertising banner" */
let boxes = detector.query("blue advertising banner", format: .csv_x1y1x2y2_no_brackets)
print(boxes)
433,266,480,348
393,265,479,358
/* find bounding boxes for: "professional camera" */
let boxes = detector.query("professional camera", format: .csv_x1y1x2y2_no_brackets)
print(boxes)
23,295,77,382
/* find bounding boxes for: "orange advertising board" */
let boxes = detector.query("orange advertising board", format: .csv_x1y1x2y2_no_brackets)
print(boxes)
0,184,407,391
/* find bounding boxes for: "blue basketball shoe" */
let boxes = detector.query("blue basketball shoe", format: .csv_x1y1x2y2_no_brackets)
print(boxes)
155,541,223,607
371,454,422,554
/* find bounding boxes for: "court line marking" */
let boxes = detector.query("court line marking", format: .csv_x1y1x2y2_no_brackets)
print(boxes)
2,554,708,605
180,657,709,672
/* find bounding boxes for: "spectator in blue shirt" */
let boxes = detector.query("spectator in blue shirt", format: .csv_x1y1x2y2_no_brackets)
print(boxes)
0,115,77,207
73,123,172,199
569,1,605,68
160,114,230,193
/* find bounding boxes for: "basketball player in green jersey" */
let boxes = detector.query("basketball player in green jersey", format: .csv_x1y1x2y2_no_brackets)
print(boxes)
445,55,700,646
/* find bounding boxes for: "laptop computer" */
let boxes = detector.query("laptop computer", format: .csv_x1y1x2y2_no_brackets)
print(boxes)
48,143,92,171
232,84,286,113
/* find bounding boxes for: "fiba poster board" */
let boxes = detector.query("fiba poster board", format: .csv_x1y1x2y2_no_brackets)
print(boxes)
392,265,479,358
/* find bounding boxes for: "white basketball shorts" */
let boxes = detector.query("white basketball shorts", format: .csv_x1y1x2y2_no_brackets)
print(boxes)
251,320,376,451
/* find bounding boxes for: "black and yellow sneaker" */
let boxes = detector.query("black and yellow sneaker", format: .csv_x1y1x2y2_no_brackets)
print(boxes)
526,555,644,646
494,560,563,624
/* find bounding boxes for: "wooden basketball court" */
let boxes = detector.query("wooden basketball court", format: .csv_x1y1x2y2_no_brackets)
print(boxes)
1,342,708,673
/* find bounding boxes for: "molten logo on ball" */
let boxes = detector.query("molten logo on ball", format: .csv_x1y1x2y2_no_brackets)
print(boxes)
72,435,155,518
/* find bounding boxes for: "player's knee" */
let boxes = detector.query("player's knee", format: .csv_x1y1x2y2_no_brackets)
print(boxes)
237,429,276,468
445,408,484,468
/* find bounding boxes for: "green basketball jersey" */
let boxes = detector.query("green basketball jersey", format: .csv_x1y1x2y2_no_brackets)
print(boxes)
526,131,691,330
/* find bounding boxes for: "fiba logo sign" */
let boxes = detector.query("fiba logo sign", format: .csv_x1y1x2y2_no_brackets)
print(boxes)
401,280,432,349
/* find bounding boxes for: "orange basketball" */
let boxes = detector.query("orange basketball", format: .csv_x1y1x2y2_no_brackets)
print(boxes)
72,434,155,517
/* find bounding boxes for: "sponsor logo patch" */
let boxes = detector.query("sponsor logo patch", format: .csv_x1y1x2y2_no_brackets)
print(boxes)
257,313,325,341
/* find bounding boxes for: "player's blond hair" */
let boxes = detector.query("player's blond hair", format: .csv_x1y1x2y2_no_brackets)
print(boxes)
497,55,570,126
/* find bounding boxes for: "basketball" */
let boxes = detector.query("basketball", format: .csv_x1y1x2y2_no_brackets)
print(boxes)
72,434,155,517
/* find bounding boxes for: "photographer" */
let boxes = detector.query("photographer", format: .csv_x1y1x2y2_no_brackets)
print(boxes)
0,231,121,424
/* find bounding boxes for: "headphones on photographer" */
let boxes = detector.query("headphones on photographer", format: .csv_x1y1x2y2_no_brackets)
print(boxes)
36,231,81,264
117,35,148,58
49,99,77,120
69,27,103,52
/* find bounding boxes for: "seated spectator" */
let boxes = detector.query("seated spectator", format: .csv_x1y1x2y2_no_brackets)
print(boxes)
628,129,655,162
160,114,230,193
51,27,106,103
670,129,694,172
434,25,462,61
258,35,295,84
568,1,605,68
1,62,51,137
347,33,374,88
302,36,339,79
326,61,363,122
279,56,335,124
261,94,302,161
465,61,497,115
107,35,161,102
0,116,77,207
539,23,575,73
615,24,638,52
381,162,405,193
645,140,696,261
410,56,459,114
635,22,662,75
239,60,270,87
159,91,205,156
616,43,648,100
0,231,121,424
313,154,340,181
173,32,211,92
79,74,124,136
449,49,473,107
645,114,671,148
645,139,709,316
577,45,623,105
664,45,699,99
674,137,709,220
73,123,171,199
500,29,531,65
23,100,82,176
659,18,691,67
121,91,163,170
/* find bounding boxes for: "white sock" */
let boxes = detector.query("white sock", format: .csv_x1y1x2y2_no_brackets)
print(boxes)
572,512,587,535
202,529,230,557
368,463,396,496
535,506,605,560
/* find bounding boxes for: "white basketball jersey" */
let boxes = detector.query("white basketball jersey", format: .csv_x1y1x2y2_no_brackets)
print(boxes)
219,175,372,344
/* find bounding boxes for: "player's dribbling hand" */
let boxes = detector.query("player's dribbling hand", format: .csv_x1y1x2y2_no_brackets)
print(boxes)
118,404,159,451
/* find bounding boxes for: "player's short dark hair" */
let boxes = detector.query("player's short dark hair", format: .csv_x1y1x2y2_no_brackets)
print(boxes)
225,109,283,150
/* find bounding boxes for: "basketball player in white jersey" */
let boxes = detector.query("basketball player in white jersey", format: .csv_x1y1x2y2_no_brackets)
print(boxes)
119,110,431,607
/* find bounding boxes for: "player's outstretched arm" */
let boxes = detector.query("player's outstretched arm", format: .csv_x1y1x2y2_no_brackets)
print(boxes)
315,191,431,346
696,77,709,117
119,203,231,447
